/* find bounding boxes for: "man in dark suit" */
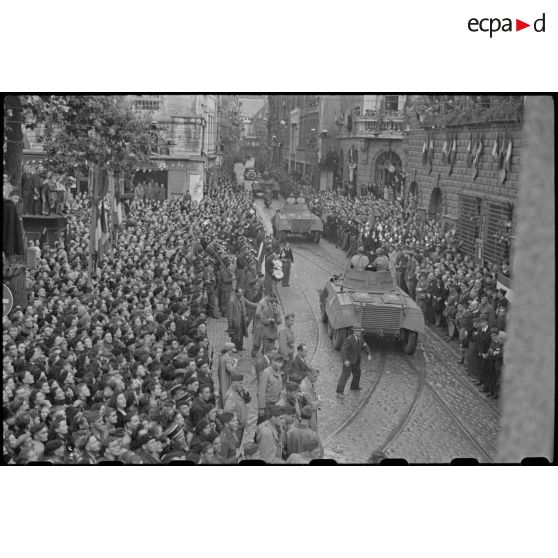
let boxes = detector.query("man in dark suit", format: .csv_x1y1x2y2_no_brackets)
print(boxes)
476,318,493,393
291,343,310,380
336,324,372,395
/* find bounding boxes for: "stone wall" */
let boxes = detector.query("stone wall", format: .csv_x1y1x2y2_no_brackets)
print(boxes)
403,121,523,219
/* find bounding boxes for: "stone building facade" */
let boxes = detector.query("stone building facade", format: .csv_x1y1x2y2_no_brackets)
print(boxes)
403,95,524,265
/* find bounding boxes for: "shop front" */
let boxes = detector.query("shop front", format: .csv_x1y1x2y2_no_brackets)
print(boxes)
128,158,205,202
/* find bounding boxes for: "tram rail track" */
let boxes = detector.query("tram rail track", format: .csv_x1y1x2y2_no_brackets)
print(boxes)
294,242,497,461
322,351,388,448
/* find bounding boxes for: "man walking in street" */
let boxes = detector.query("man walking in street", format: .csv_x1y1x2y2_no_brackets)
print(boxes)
227,287,249,351
279,242,294,287
336,323,372,396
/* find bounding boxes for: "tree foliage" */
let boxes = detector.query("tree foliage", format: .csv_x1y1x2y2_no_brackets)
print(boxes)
23,95,154,179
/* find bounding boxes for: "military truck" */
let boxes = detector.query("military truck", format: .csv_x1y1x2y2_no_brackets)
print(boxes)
252,177,280,199
319,268,424,354
274,198,324,243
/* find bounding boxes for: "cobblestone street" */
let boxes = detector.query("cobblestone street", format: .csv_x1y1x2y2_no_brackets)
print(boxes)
206,198,502,463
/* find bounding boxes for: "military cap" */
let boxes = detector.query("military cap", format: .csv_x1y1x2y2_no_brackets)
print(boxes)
230,373,244,382
220,412,235,424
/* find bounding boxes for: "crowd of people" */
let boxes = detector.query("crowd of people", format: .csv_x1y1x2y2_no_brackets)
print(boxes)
3,159,512,464
3,170,303,464
21,162,75,216
276,170,510,400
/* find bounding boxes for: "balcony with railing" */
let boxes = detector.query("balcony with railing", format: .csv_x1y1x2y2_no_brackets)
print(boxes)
414,96,523,128
132,95,162,112
354,111,406,139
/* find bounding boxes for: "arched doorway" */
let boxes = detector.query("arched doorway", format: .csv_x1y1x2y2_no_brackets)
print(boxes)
428,187,443,221
374,151,402,194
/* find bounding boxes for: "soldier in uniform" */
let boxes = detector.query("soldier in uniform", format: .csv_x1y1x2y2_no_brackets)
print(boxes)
217,262,235,319
279,242,294,287
223,372,250,447
277,312,295,374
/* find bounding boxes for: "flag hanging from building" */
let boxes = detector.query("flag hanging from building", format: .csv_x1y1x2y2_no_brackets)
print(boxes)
490,133,499,170
93,203,102,254
100,202,108,244
92,163,109,200
441,134,449,165
112,182,123,228
465,132,473,168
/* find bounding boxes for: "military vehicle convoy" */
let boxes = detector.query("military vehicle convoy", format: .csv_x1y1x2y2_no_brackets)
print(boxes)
253,177,280,198
319,268,424,354
274,197,323,243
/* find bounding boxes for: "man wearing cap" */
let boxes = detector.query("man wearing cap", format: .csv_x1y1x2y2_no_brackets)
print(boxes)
255,404,292,463
336,323,372,395
217,411,240,463
133,430,161,464
223,373,250,446
286,405,323,459
257,353,285,425
42,439,67,464
278,313,295,374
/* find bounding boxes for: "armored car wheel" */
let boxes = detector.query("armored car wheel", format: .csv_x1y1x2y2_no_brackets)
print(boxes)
313,231,321,244
327,320,333,339
402,330,418,355
332,327,347,350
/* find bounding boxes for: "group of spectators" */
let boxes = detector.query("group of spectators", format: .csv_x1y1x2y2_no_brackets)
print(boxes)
133,180,167,203
21,163,75,216
3,170,275,464
279,173,510,400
